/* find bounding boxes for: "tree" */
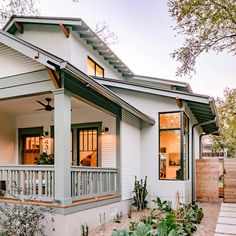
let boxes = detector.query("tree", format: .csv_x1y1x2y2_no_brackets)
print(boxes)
210,88,236,157
168,0,236,77
0,0,40,27
94,21,118,46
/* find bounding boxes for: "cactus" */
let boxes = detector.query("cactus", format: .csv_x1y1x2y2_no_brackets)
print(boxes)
81,224,89,236
132,176,148,211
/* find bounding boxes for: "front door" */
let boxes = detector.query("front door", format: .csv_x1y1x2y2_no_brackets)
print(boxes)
19,127,43,164
22,136,40,164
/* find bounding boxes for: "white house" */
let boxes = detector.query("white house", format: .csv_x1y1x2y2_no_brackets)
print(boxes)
0,16,219,235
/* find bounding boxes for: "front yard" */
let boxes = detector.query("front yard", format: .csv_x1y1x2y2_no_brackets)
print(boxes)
90,202,220,236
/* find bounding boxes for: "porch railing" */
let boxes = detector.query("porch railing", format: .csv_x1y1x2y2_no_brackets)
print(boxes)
71,166,118,201
0,165,55,201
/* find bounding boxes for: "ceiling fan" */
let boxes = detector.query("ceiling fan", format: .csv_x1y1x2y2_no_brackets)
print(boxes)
35,98,54,112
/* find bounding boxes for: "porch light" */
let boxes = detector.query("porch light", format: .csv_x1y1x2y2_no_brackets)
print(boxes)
100,127,109,134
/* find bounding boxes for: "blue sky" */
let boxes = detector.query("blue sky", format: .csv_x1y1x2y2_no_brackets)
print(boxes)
40,0,236,98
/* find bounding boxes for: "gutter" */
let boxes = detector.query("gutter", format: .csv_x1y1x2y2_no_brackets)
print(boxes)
64,63,156,125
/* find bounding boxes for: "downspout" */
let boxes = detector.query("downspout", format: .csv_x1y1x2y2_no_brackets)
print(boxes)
191,119,216,204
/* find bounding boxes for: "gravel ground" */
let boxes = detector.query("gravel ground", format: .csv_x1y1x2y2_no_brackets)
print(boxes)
90,202,221,236
194,202,221,236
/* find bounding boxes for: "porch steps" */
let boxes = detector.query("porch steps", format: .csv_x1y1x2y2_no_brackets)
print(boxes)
215,203,236,236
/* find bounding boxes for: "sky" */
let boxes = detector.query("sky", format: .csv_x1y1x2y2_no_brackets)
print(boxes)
39,0,236,99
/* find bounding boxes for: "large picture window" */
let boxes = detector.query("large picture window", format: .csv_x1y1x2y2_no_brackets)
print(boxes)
159,112,189,180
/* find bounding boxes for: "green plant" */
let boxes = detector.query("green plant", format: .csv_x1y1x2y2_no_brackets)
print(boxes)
81,224,88,236
112,229,130,236
152,197,173,213
157,212,178,235
114,212,123,223
175,203,204,235
34,152,54,165
132,176,148,211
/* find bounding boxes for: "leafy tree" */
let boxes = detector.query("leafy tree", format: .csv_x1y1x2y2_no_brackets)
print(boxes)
210,88,236,157
168,0,236,77
0,0,40,27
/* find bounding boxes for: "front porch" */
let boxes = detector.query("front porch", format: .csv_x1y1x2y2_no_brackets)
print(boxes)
0,90,120,207
0,165,118,203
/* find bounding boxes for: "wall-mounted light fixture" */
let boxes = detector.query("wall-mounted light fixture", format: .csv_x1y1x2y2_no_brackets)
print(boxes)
100,127,109,134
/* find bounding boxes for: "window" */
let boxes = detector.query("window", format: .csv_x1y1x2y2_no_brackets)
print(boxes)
159,112,189,180
78,128,98,167
87,57,104,77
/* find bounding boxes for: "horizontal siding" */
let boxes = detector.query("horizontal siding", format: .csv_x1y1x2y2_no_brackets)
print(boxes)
0,43,44,78
121,120,140,200
0,114,16,164
122,109,141,129
16,106,117,168
0,70,54,99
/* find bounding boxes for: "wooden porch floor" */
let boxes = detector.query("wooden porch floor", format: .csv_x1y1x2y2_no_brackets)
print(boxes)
0,194,120,208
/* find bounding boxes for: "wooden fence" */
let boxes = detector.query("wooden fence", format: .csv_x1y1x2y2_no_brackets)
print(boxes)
196,159,219,202
224,159,236,203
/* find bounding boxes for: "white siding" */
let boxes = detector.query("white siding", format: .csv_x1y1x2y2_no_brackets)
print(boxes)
0,114,16,164
0,43,44,78
15,24,123,80
121,120,141,200
15,105,117,167
0,70,54,100
110,87,195,204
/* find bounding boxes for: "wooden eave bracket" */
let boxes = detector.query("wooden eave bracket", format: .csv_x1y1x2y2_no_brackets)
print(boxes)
13,21,23,34
46,67,61,89
176,97,182,108
59,24,70,38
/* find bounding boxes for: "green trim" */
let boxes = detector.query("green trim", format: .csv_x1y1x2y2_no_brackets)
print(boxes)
64,72,121,117
158,111,190,181
54,196,121,215
180,112,184,180
116,118,121,196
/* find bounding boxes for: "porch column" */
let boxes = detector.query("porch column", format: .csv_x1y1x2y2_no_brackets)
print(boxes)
53,89,72,206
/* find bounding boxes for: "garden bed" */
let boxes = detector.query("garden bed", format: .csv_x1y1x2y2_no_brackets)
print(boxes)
90,202,220,236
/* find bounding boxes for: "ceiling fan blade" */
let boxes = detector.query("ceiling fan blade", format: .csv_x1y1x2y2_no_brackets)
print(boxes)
36,100,47,107
35,108,45,111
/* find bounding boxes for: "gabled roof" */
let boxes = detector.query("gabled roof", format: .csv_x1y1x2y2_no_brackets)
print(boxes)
0,30,154,125
94,77,219,134
3,15,134,78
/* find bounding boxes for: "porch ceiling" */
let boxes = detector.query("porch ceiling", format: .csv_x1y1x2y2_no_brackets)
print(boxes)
0,94,88,116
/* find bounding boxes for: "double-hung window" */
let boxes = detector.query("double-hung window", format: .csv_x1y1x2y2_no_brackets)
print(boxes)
159,111,189,180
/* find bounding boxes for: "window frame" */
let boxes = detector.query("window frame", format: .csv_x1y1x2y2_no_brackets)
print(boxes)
158,111,189,181
87,56,104,78
71,122,102,166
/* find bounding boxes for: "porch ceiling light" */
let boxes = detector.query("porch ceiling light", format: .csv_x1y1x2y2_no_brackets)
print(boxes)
100,127,109,134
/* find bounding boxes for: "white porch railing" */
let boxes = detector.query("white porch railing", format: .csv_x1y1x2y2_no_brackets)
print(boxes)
71,166,118,201
0,165,55,201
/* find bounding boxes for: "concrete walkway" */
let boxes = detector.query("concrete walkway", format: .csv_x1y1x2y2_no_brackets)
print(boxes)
215,203,236,236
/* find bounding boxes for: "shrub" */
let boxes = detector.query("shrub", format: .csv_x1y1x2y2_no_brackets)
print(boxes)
0,203,54,236
34,152,54,165
152,197,173,213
